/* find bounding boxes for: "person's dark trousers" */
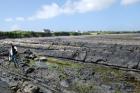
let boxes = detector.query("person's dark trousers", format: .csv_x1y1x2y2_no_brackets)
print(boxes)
11,54,19,68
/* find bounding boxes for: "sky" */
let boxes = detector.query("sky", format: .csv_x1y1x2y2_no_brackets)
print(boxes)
0,0,140,31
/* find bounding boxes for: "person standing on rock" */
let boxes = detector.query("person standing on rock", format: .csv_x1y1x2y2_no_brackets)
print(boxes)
9,43,18,67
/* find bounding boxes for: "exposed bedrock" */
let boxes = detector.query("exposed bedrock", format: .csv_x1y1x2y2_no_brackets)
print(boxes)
8,41,140,70
0,38,140,69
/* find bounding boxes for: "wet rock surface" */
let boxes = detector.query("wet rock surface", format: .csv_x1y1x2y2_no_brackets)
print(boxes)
2,35,140,69
0,79,11,93
1,35,140,93
0,51,139,93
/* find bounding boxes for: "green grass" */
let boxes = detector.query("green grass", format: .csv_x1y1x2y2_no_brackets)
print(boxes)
47,57,83,68
92,64,125,83
26,56,140,93
72,82,95,93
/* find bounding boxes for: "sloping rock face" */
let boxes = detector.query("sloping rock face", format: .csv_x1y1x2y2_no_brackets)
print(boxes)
1,35,140,93
83,44,140,69
2,35,140,70
0,80,11,93
14,42,140,70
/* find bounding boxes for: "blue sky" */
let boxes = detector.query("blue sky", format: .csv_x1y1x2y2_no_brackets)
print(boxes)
0,0,140,31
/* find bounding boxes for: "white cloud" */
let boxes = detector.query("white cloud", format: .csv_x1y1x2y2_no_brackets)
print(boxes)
5,18,13,22
63,0,116,13
29,0,116,20
16,17,25,21
4,0,140,22
29,3,62,20
5,17,25,22
121,0,140,6
11,24,21,31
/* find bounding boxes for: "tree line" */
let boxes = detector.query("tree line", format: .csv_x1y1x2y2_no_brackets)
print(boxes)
0,31,88,39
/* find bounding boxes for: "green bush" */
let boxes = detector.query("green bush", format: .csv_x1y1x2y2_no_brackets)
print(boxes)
0,31,84,39
53,32,70,36
70,32,81,36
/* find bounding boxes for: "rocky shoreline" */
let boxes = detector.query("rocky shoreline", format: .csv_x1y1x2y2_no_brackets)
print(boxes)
2,35,140,70
1,34,140,93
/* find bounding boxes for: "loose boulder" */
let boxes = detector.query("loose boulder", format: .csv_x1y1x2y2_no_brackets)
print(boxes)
23,81,40,93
